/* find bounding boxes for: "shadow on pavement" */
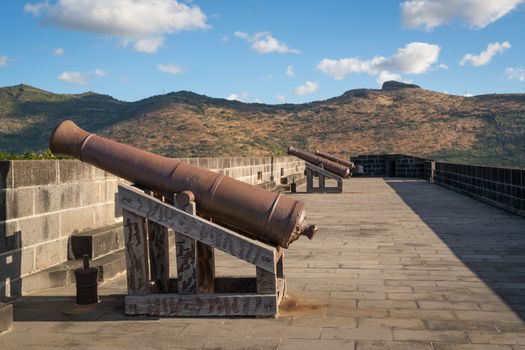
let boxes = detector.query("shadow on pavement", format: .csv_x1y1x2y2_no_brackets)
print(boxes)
386,179,525,322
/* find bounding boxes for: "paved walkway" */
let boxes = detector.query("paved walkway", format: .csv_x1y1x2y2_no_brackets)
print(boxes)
3,178,525,349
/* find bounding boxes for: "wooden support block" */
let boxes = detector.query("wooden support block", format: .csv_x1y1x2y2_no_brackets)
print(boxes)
196,242,215,293
306,168,313,192
122,209,150,296
125,293,278,317
256,266,277,294
319,173,326,189
174,200,198,295
118,184,278,273
276,249,284,279
148,221,170,292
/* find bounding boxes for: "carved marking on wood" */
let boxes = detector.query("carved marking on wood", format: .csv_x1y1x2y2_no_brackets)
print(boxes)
125,294,277,316
123,209,150,295
196,242,215,293
148,220,170,293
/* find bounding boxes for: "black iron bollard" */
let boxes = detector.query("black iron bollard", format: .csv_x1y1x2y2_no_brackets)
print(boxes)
74,255,99,305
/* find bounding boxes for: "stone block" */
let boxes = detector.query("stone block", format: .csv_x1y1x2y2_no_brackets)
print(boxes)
21,265,68,294
35,238,68,271
0,302,13,334
18,213,60,247
12,160,57,188
3,188,33,220
60,207,95,237
0,161,13,189
58,160,92,183
33,185,62,215
69,224,123,260
59,183,81,210
79,181,99,206
94,202,119,227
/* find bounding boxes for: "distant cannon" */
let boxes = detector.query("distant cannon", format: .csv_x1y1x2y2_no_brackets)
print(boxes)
315,150,355,171
287,146,350,178
49,120,317,248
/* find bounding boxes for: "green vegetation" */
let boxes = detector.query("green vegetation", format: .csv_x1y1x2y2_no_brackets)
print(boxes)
0,149,57,160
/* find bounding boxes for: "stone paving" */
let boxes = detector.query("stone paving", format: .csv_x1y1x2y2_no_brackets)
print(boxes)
2,178,525,349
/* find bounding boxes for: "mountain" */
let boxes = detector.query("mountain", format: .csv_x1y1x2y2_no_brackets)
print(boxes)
1,82,525,168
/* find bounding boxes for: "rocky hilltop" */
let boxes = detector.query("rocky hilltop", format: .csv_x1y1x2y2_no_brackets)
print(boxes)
1,82,525,167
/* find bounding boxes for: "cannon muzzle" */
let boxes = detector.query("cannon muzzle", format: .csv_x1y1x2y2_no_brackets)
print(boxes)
287,146,350,178
314,150,355,170
50,120,317,248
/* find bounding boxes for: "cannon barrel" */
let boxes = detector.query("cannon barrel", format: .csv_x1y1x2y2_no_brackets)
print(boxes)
287,146,350,178
49,120,317,248
314,150,355,169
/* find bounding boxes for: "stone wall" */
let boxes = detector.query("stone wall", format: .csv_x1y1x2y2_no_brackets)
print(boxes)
429,161,525,216
350,154,427,178
0,156,304,299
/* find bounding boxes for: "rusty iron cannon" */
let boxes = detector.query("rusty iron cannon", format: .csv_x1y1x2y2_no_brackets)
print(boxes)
287,146,350,178
49,120,317,248
315,150,355,171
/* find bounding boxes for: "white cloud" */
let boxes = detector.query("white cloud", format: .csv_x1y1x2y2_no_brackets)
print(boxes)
53,47,64,56
294,81,318,96
24,1,48,15
505,67,525,81
286,65,294,77
317,42,440,81
464,93,474,97
94,68,108,77
460,41,511,67
235,31,300,54
157,63,183,75
134,37,164,53
376,71,411,86
58,68,108,85
221,36,229,42
226,92,249,101
25,0,209,53
401,0,523,30
58,71,88,85
438,63,449,69
276,94,286,102
234,31,249,39
0,56,7,67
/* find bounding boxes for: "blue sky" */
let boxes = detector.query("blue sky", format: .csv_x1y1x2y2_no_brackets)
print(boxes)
0,0,524,103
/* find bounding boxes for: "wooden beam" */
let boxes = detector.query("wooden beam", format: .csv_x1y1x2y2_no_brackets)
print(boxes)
125,293,278,317
175,201,197,294
118,184,277,273
147,221,170,293
305,162,343,181
256,267,276,294
196,242,215,293
122,209,150,296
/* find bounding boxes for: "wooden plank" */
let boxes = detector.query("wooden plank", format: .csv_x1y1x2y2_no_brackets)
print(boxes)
148,221,170,293
196,242,215,293
175,200,198,295
306,168,313,192
319,173,326,189
125,293,278,317
175,232,197,294
122,209,150,296
256,267,277,294
306,162,343,181
118,184,277,273
276,250,284,279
